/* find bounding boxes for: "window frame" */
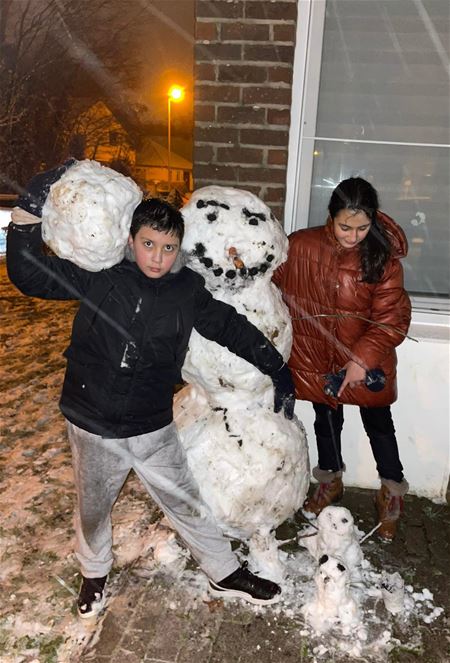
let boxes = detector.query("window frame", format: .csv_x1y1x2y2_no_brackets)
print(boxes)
284,0,450,316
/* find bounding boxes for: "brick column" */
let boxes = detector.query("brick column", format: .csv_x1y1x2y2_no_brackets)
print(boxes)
193,0,297,221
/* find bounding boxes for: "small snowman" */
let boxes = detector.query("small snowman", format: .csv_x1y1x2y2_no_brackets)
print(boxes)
301,505,363,579
174,186,309,578
302,554,361,634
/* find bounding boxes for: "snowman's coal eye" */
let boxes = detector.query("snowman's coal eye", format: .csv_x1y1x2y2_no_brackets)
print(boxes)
242,208,266,226
319,554,328,565
337,563,346,572
207,213,217,222
196,200,206,209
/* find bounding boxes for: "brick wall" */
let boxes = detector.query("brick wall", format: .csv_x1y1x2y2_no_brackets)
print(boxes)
193,0,298,222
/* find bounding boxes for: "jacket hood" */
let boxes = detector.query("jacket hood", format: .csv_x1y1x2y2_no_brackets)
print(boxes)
377,211,408,259
325,211,408,259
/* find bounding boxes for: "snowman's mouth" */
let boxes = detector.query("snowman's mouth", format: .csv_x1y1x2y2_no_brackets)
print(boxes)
191,242,275,280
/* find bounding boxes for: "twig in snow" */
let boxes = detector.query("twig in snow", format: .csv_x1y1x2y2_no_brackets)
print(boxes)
296,512,319,530
359,522,382,544
297,531,318,540
276,537,298,547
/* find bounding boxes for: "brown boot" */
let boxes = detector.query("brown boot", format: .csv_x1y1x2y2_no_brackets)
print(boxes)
375,484,404,541
303,477,344,516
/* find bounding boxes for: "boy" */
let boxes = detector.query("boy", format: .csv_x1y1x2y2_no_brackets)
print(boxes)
7,192,295,618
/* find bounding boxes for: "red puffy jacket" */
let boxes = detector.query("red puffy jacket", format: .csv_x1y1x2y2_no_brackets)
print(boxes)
273,212,411,408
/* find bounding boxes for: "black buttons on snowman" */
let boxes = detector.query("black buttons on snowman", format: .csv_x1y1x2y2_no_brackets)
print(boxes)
193,243,206,257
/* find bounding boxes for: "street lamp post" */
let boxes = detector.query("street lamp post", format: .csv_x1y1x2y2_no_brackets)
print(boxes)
167,85,185,188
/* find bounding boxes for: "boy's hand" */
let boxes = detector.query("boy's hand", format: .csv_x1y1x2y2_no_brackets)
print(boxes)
271,363,296,419
16,158,76,217
11,208,42,225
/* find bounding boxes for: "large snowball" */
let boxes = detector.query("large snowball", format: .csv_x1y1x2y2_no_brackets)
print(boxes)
41,160,142,271
175,387,309,539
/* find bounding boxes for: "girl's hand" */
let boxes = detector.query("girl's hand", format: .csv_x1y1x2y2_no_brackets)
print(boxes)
338,360,366,397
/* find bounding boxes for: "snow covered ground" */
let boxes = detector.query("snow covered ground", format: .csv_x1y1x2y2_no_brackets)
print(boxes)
0,261,164,662
1,260,448,663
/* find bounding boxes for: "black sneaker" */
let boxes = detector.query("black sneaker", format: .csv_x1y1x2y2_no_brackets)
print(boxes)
209,562,281,606
77,575,107,618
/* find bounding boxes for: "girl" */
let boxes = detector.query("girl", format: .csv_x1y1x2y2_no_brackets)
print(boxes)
273,177,411,540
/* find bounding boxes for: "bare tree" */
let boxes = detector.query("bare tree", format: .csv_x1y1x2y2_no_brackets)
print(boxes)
0,0,148,191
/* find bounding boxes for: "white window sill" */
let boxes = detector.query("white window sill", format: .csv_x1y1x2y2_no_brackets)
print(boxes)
410,307,450,342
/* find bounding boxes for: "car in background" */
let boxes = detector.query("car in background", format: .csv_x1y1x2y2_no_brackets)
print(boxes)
0,194,17,256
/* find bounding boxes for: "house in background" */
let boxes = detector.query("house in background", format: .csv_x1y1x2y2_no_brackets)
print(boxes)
72,101,137,167
135,137,193,195
71,102,193,195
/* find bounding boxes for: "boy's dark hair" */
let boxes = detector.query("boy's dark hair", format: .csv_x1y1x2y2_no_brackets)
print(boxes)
130,198,184,242
328,177,392,283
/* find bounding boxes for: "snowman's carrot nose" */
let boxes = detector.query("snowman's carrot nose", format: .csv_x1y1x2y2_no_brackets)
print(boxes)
228,246,245,269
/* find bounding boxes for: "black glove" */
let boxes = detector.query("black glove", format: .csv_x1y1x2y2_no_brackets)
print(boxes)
324,368,386,398
16,158,77,217
271,363,296,420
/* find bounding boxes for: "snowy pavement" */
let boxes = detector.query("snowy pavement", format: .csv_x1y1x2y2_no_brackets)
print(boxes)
1,260,449,663
77,488,450,663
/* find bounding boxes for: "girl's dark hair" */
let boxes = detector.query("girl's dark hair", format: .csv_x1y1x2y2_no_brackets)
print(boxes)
328,177,391,283
130,198,184,242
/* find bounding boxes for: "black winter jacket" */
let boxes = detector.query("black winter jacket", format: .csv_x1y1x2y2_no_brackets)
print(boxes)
7,223,284,437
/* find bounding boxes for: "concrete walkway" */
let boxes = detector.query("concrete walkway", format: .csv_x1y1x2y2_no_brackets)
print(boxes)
77,488,450,663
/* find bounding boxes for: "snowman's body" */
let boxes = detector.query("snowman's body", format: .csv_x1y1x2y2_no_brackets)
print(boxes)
174,186,309,573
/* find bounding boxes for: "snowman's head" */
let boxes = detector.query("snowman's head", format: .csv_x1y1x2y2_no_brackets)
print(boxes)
181,186,288,291
316,554,348,592
317,505,355,538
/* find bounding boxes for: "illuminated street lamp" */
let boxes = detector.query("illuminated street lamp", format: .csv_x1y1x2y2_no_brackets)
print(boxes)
167,85,185,186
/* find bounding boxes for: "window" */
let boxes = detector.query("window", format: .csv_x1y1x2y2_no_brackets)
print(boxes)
109,131,120,146
286,0,449,306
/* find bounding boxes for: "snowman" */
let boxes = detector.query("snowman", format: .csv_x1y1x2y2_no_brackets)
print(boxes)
174,185,309,578
301,505,363,578
302,554,361,635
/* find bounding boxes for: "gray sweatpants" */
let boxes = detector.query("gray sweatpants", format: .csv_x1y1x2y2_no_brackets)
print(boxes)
66,420,239,583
